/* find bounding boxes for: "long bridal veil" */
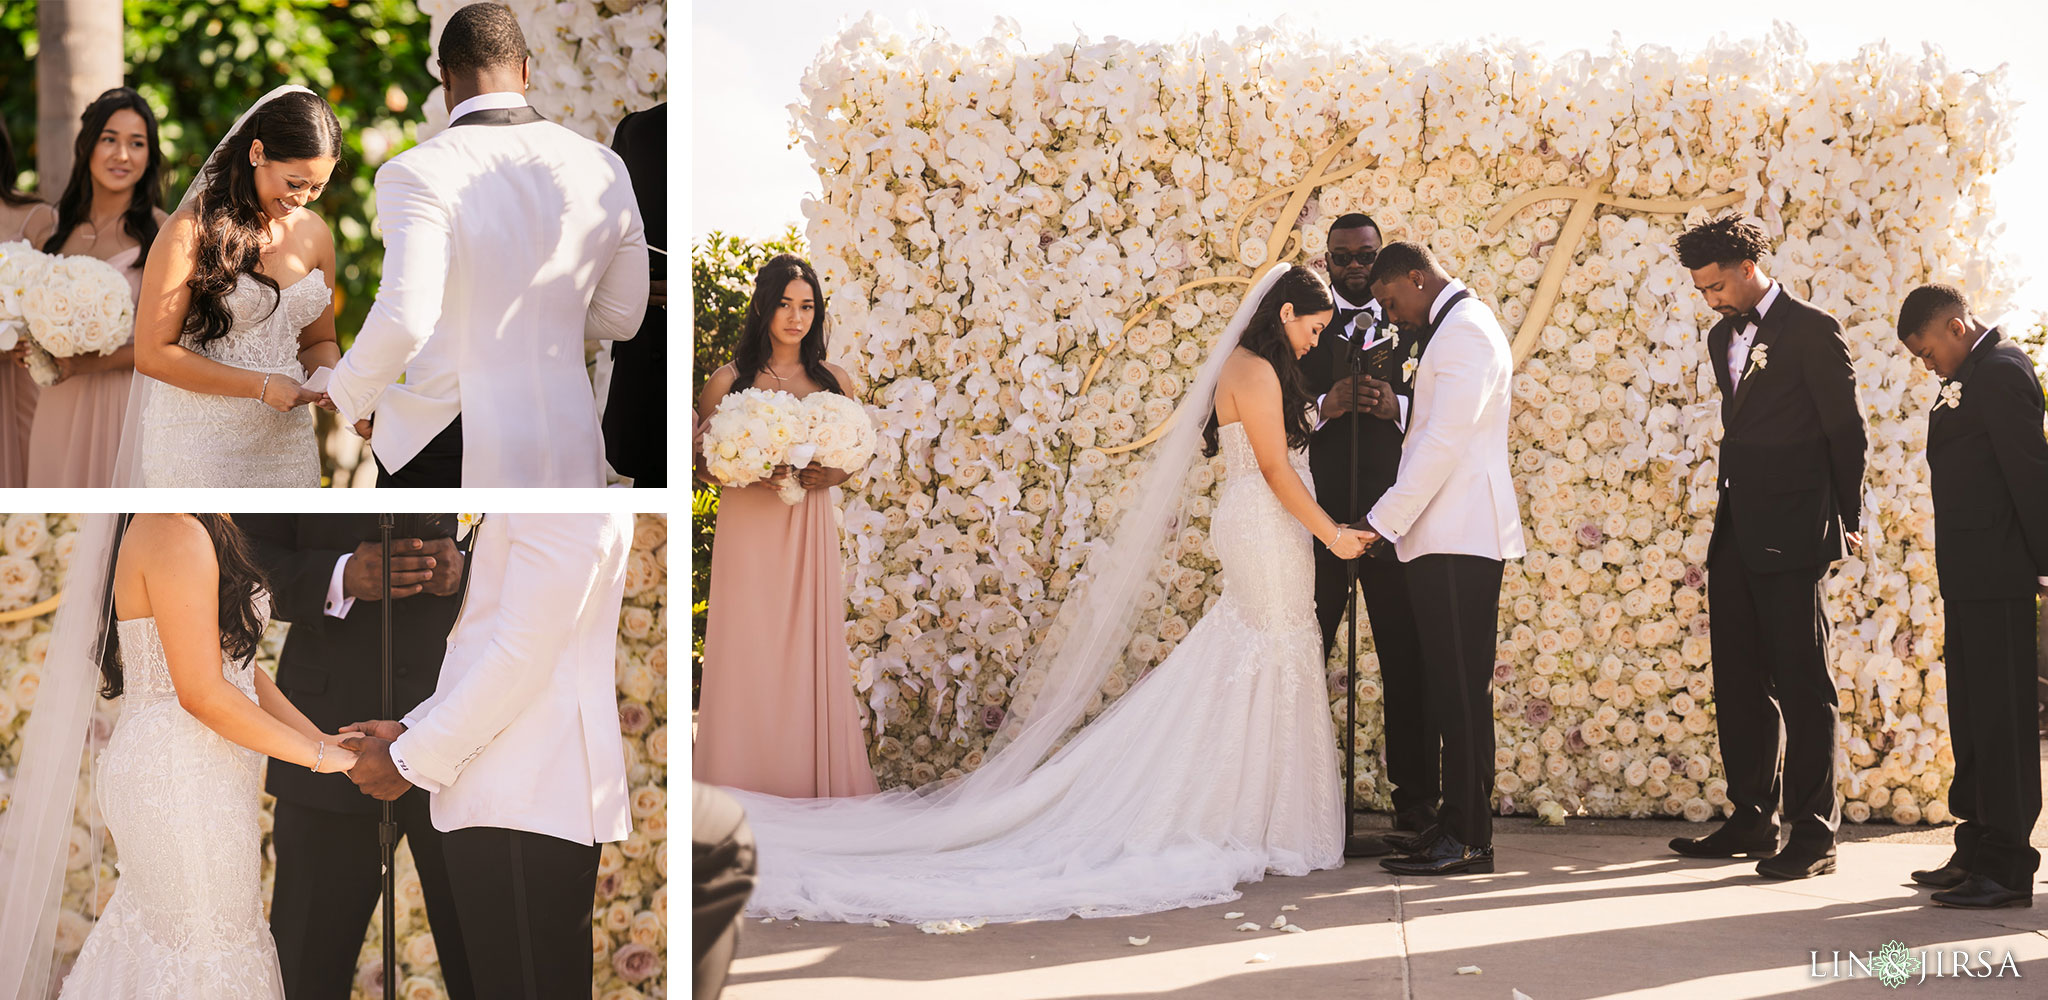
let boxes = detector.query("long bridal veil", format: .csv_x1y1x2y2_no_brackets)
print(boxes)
725,263,1295,915
109,84,315,488
0,514,124,998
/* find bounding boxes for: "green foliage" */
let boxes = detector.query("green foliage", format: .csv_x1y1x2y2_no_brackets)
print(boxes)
3,0,436,342
690,226,805,702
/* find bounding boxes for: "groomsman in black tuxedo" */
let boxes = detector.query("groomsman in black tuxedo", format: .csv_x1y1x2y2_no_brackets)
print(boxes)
604,101,666,487
1668,217,1866,880
1301,214,1439,842
238,515,476,1000
1896,284,2048,909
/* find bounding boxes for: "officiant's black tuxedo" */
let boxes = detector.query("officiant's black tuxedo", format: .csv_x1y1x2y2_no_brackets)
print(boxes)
1702,288,1866,852
238,514,475,1000
1301,300,1438,818
603,102,667,487
1925,328,2048,891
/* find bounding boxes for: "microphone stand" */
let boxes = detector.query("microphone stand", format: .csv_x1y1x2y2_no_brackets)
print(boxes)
378,515,397,1000
1342,321,1387,858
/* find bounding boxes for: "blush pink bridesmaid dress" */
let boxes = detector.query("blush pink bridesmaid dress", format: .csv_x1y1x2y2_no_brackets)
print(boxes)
25,243,138,487
694,478,880,799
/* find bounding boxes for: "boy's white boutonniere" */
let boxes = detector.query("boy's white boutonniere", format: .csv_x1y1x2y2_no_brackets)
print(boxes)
456,513,484,541
1747,343,1769,374
1937,382,1963,411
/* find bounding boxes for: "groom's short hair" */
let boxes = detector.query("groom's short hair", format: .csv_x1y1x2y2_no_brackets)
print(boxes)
440,2,528,75
1363,241,1441,288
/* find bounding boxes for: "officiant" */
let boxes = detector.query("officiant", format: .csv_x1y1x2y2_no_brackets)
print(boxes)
1303,214,1438,839
238,514,477,1000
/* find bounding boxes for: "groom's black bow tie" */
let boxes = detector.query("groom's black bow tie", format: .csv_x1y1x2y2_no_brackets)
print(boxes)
1336,306,1370,339
450,105,546,129
1734,308,1763,331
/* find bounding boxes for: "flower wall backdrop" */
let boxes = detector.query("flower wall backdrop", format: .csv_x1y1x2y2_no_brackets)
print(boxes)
0,513,668,1000
415,0,666,145
795,18,2026,825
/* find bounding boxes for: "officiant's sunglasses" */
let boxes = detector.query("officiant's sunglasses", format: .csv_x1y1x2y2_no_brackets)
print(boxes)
1327,250,1377,268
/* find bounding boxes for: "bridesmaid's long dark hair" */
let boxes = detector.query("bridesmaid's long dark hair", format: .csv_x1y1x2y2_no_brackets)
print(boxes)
730,254,843,396
0,116,38,207
99,514,271,699
42,88,165,270
1203,265,1333,456
185,90,342,348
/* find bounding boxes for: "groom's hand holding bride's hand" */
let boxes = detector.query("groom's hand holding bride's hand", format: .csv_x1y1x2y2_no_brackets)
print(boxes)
338,721,412,800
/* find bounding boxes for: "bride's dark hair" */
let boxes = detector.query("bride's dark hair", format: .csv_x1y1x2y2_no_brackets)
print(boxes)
1203,265,1334,456
41,88,165,269
98,514,271,699
730,254,843,396
185,90,342,347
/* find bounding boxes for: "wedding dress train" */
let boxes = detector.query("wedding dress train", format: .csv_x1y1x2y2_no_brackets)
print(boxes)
58,595,285,999
730,420,1343,923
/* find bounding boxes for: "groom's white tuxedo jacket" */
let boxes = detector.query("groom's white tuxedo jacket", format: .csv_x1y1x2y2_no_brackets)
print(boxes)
328,91,649,486
1368,281,1528,562
389,513,634,846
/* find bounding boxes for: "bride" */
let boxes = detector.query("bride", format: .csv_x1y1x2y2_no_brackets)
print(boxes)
0,515,362,998
121,85,342,487
723,263,1372,923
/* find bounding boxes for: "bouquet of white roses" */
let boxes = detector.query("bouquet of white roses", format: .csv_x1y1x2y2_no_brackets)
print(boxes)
0,240,49,358
776,392,878,504
16,253,134,386
699,388,807,489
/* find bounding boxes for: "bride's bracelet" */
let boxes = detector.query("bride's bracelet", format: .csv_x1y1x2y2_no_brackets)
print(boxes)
1329,526,1349,549
258,372,272,402
312,739,325,772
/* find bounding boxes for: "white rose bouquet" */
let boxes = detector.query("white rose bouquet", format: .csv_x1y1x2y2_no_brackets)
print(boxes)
699,388,807,490
777,392,877,504
0,240,50,356
17,253,134,386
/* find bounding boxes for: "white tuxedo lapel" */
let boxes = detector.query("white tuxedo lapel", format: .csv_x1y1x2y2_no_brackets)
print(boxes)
326,101,650,486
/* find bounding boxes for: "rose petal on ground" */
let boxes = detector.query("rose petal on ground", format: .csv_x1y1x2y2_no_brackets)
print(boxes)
871,919,889,928
1224,912,1245,920
1127,936,1151,947
1269,916,1288,929
1280,904,1299,911
1235,922,1261,932
1282,925,1307,934
1247,952,1272,964
1456,965,1483,975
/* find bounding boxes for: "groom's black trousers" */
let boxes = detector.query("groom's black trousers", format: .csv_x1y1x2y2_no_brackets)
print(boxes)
270,791,475,1000
376,415,464,487
1404,553,1505,849
1314,545,1439,814
441,826,603,1000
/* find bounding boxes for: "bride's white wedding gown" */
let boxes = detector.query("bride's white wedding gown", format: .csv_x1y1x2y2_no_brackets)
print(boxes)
139,270,326,487
59,595,285,999
733,420,1342,923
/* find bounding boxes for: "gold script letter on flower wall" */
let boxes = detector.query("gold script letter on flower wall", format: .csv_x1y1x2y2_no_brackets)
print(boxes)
1080,147,1740,455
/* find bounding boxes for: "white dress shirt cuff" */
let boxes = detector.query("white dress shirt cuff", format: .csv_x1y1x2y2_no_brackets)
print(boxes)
324,555,356,619
2038,576,2048,587
1395,395,1409,433
387,735,444,794
1367,511,1401,545
1312,393,1329,432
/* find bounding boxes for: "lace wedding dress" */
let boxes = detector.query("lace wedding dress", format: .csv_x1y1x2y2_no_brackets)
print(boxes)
732,420,1343,923
138,271,326,487
58,593,286,999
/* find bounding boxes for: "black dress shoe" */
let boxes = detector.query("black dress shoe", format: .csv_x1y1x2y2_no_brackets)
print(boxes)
1379,832,1493,875
1384,823,1442,856
1757,843,1837,880
1669,824,1779,859
1911,855,1970,889
1344,833,1395,858
1930,874,2032,909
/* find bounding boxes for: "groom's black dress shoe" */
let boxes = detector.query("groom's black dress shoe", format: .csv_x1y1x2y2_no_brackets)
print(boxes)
1379,833,1493,876
1668,824,1779,859
1910,855,1970,889
1383,823,1443,856
1756,843,1837,880
1930,874,2032,909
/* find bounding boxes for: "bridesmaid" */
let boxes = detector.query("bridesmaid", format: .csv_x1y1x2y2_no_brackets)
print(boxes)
25,88,167,487
694,254,879,798
0,118,54,487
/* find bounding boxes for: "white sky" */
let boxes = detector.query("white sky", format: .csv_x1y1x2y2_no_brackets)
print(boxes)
693,1,2048,317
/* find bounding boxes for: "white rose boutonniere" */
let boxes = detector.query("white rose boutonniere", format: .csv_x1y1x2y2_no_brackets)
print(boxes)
1936,382,1962,411
1746,343,1769,374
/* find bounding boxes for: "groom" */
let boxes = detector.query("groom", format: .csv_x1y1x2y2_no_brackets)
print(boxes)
1358,242,1525,876
323,2,649,486
342,514,635,997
